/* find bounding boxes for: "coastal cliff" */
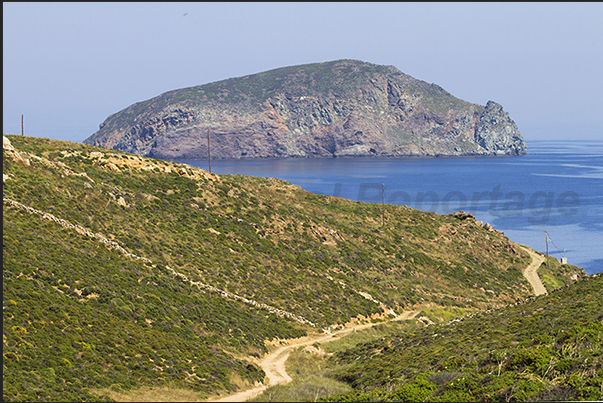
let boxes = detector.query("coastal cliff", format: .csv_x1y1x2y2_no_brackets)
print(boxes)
84,59,526,159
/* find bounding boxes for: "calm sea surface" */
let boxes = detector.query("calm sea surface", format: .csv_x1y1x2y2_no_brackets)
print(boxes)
176,140,603,274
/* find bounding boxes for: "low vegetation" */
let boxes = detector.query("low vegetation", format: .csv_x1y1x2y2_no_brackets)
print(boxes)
3,206,298,401
2,134,587,401
247,276,602,402
322,275,602,402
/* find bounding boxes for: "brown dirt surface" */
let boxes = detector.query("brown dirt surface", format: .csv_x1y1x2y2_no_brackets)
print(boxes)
207,310,420,402
519,245,547,296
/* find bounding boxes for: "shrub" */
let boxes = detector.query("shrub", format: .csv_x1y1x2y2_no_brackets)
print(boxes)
389,377,437,402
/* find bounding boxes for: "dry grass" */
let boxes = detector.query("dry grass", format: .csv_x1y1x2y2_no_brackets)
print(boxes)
91,386,211,402
91,372,257,402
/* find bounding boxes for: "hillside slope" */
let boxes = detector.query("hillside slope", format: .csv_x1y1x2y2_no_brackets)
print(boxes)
3,135,577,401
84,59,526,159
323,275,602,402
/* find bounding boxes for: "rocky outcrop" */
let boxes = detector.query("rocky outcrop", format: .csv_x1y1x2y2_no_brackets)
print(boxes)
475,101,526,156
84,60,526,159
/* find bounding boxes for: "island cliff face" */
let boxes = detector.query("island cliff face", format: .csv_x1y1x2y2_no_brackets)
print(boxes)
84,60,526,159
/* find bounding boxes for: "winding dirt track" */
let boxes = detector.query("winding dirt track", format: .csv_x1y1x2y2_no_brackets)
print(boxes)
207,310,420,402
209,247,550,402
519,245,547,296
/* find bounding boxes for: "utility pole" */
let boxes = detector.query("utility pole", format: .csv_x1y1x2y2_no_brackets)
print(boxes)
382,183,385,227
207,128,212,174
545,231,549,267
21,114,24,136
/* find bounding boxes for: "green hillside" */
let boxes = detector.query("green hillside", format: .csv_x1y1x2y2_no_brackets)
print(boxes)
3,134,583,401
321,275,602,402
3,205,290,401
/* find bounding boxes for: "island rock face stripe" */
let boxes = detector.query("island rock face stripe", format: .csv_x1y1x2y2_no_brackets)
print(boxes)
84,59,526,159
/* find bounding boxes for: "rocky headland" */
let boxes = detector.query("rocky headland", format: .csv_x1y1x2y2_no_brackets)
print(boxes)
84,59,526,159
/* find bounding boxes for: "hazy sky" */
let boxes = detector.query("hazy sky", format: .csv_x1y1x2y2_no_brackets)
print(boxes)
3,2,602,143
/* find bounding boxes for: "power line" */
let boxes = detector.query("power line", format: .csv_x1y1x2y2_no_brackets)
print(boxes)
547,232,563,254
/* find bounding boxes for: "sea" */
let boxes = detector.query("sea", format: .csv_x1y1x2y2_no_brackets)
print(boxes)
176,140,603,275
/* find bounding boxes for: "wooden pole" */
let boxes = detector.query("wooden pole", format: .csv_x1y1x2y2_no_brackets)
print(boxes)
207,128,212,174
545,231,549,267
21,114,24,136
382,183,385,227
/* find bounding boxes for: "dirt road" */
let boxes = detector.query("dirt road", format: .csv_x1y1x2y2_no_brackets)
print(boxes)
208,248,548,402
207,310,420,402
519,246,547,296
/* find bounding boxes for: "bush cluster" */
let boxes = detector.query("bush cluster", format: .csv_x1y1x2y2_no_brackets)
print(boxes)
323,275,603,401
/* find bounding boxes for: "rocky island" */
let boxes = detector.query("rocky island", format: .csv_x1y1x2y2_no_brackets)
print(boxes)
84,59,526,159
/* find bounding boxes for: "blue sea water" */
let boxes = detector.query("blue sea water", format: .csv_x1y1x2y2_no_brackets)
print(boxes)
177,140,603,274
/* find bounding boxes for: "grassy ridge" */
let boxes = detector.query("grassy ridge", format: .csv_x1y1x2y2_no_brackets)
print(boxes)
3,135,561,325
120,60,463,106
2,134,584,401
